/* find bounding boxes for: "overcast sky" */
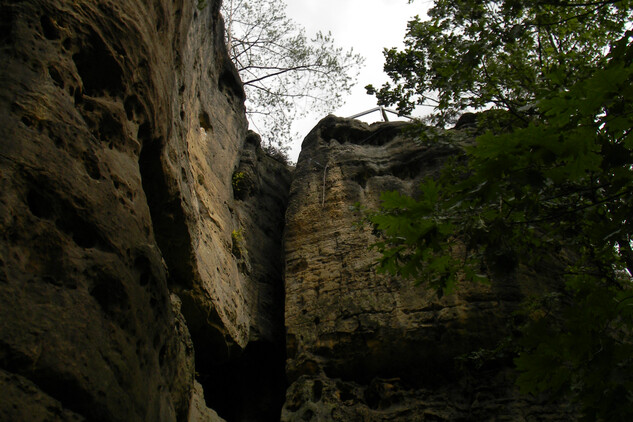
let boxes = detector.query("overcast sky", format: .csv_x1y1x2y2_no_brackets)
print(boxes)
283,0,432,161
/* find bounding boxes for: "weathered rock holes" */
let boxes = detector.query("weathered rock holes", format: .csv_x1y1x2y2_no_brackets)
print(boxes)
158,343,167,367
364,378,404,410
90,270,130,318
124,95,142,121
40,15,61,40
47,65,64,88
112,177,135,202
137,122,151,144
352,168,377,189
198,110,212,132
82,150,101,180
42,274,76,289
218,67,245,103
390,160,423,180
290,258,309,273
58,215,101,250
134,256,153,287
98,113,124,149
51,134,65,148
335,381,356,402
72,31,123,97
78,97,130,152
26,189,53,219
301,409,315,421
27,185,111,251
20,115,38,129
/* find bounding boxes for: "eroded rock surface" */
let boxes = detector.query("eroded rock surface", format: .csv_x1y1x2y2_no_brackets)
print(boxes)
282,116,573,421
0,0,575,420
0,1,289,421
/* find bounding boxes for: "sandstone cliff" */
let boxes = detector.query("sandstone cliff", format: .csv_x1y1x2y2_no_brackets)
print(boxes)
0,1,288,421
281,116,573,421
1,2,575,421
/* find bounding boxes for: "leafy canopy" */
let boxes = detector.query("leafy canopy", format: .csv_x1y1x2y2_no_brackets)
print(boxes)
369,0,632,125
222,0,364,155
367,0,633,419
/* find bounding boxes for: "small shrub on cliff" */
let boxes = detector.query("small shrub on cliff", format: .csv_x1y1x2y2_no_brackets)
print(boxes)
263,144,290,166
231,229,245,258
231,171,251,199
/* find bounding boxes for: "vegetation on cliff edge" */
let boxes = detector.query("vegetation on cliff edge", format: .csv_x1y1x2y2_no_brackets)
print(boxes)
367,1,633,420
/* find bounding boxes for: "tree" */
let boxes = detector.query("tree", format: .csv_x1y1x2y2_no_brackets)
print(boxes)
368,0,631,125
366,1,633,419
221,0,364,156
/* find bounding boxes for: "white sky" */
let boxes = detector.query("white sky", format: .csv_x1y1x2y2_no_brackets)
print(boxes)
283,0,432,162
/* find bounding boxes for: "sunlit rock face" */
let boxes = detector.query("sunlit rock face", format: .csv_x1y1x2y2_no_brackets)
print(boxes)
281,115,574,421
0,1,289,421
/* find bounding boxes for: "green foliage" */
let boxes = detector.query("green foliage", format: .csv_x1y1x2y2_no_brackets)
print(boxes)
368,0,633,418
232,171,248,194
231,229,245,258
368,182,484,297
223,0,364,149
515,276,633,421
368,0,633,126
196,0,208,11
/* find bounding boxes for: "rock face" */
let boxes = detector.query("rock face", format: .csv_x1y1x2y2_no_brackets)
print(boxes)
281,116,573,421
0,1,289,421
0,1,575,420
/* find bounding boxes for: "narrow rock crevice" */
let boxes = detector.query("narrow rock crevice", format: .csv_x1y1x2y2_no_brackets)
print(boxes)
201,341,287,422
138,129,291,421
198,139,291,422
138,138,196,291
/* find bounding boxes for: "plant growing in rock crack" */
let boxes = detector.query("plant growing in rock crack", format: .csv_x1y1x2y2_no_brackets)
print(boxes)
231,171,249,198
231,229,246,258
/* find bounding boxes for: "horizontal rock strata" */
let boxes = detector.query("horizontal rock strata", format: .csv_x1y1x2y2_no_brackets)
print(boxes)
282,115,574,421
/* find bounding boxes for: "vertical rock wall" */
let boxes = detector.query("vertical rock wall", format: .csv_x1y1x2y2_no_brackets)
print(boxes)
0,1,575,420
0,1,289,421
281,116,573,421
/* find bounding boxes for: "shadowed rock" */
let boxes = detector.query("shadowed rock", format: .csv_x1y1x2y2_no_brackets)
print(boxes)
281,115,574,421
